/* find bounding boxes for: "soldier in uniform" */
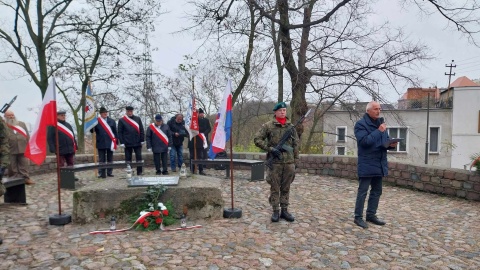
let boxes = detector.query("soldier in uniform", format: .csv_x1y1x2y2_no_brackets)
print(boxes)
4,110,34,184
254,102,299,222
118,106,145,175
0,117,10,245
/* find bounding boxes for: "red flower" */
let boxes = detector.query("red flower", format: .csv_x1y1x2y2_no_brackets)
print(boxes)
152,210,160,217
138,217,145,224
155,218,163,224
162,209,169,216
143,220,149,228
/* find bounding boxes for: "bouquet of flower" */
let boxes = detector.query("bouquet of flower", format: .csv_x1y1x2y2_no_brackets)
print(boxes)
131,184,175,231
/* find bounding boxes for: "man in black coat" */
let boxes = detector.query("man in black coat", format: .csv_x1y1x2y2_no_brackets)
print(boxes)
188,108,211,175
118,106,145,175
146,114,172,175
48,111,77,167
91,107,117,178
167,113,187,172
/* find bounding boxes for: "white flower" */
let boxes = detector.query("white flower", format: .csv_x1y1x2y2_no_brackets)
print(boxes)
158,202,164,208
139,211,148,216
160,206,166,210
149,206,154,211
148,203,154,207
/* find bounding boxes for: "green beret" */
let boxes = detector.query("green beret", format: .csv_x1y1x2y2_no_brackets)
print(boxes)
273,102,287,111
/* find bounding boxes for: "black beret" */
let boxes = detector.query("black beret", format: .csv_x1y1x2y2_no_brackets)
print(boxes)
99,107,108,113
57,110,66,115
273,102,287,111
126,106,134,111
198,108,204,114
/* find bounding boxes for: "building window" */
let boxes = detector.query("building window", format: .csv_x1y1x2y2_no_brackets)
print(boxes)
336,146,345,155
387,127,408,152
336,126,346,142
429,127,440,153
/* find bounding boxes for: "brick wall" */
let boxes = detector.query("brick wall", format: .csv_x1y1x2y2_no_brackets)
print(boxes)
29,152,480,201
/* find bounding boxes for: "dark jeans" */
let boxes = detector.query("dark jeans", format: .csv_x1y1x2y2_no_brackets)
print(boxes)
189,147,207,173
153,152,168,174
125,146,143,175
169,145,183,170
354,176,383,219
98,149,113,177
59,153,75,167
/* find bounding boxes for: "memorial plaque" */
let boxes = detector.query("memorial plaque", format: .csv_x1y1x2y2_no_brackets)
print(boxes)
128,176,180,187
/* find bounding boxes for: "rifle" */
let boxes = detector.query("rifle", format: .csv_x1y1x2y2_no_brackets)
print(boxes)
0,95,17,113
265,108,312,169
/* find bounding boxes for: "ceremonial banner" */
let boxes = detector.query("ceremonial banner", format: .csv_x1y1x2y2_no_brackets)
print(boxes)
84,84,97,132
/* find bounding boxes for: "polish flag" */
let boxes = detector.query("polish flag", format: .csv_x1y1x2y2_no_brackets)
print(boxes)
24,78,57,165
208,80,233,159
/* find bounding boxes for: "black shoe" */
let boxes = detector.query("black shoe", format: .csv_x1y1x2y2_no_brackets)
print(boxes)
172,169,177,172
137,173,143,176
155,171,161,175
107,174,114,177
354,218,368,229
366,216,386,226
98,175,106,179
74,177,80,181
162,171,169,175
199,171,206,176
280,209,295,222
271,210,280,222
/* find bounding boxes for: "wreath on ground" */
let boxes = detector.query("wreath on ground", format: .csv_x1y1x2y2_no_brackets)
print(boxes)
129,184,176,231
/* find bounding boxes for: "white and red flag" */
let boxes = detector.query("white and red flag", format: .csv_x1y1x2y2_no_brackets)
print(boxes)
185,95,199,140
24,77,57,165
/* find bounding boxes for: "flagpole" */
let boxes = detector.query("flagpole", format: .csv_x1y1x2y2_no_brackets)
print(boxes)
48,77,72,226
229,126,234,209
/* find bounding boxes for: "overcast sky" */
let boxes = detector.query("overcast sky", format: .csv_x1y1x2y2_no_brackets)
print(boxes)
1,0,479,125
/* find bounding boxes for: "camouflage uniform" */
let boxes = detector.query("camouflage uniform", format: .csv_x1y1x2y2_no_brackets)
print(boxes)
254,116,299,211
0,118,10,179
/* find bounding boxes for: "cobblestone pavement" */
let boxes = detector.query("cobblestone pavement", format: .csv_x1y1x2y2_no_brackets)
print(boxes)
1,168,479,270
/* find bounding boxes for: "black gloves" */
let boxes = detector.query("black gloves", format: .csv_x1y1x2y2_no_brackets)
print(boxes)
270,148,282,159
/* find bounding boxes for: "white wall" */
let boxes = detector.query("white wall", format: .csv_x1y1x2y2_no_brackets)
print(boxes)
451,87,480,169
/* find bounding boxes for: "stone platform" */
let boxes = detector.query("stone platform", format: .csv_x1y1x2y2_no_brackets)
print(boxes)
72,175,224,224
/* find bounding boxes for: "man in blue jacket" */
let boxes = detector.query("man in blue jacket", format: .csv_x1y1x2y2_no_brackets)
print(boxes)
353,101,397,229
146,114,172,175
118,106,145,176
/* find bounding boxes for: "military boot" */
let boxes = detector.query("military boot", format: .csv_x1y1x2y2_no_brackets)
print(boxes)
271,210,280,222
280,208,295,222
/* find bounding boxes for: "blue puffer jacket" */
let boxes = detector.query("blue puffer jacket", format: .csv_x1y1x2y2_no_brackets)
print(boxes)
354,113,390,177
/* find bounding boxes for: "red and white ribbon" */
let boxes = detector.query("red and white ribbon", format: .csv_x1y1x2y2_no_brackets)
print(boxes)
199,133,208,149
7,124,27,138
57,122,77,151
89,211,202,234
149,124,168,146
122,115,140,134
98,117,117,151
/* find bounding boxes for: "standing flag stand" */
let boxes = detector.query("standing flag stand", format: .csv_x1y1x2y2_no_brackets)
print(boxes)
208,80,240,218
84,81,98,176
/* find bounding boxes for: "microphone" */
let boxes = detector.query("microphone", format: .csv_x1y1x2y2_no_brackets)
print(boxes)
379,117,384,124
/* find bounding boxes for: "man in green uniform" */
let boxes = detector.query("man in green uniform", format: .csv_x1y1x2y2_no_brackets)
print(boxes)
0,116,10,245
254,102,299,222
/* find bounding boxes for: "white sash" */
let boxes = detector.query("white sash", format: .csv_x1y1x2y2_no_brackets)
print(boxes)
199,133,208,149
8,124,27,138
149,124,169,146
57,122,77,151
122,115,140,133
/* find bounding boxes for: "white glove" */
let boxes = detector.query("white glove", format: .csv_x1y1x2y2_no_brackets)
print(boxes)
168,147,171,151
141,142,145,145
119,144,125,148
147,148,152,152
